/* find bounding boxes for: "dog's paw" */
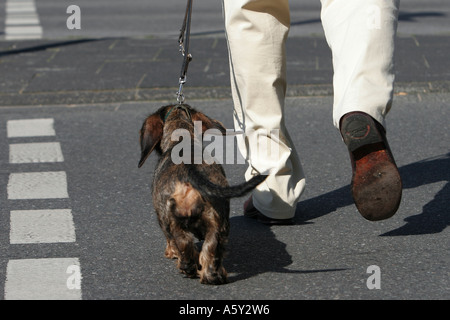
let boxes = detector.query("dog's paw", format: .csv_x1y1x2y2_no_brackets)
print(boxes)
179,261,199,278
199,268,228,285
164,245,178,259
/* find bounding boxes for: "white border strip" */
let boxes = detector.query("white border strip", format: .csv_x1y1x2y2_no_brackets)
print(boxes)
5,258,82,300
4,0,42,40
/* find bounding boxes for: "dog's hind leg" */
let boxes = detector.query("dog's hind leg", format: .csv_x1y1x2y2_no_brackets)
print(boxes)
164,238,179,259
198,219,228,285
157,215,180,260
172,227,199,278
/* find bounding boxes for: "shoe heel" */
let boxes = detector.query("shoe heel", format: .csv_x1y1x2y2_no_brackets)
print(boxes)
341,112,384,152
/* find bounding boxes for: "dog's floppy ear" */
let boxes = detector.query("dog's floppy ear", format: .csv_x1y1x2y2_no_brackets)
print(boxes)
191,111,227,135
138,112,164,168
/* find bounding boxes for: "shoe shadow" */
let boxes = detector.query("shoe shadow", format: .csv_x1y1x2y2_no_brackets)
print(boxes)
226,216,347,283
380,152,450,236
294,185,353,225
293,152,450,236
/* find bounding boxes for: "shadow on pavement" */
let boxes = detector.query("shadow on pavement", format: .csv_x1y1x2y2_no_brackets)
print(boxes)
225,152,449,282
381,152,450,236
226,216,347,283
398,11,446,22
295,152,449,236
0,38,109,57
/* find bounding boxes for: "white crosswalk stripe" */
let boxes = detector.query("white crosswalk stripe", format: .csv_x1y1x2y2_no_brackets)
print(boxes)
7,171,69,200
7,118,55,138
10,209,76,244
4,0,43,40
9,142,64,164
4,118,82,300
5,258,82,300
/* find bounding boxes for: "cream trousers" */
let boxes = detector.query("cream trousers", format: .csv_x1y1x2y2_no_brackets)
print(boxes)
223,0,400,219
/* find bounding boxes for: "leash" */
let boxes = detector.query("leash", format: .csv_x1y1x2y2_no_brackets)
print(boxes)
163,0,194,123
176,0,193,104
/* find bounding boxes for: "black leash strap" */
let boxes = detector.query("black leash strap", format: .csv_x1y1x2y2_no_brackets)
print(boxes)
177,0,193,104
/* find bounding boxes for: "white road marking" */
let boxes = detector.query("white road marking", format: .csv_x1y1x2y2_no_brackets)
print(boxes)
7,171,69,199
5,26,43,38
10,209,76,244
4,0,42,40
5,258,82,300
6,15,40,26
9,142,64,164
7,118,56,138
4,117,83,299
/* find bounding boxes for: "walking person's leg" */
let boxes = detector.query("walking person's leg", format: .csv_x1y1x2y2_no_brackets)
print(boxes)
223,0,305,224
321,0,402,220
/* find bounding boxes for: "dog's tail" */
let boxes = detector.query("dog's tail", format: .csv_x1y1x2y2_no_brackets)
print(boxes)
186,165,267,199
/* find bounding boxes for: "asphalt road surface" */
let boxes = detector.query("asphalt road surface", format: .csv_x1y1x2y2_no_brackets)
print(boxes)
1,0,449,40
0,0,448,302
0,94,448,300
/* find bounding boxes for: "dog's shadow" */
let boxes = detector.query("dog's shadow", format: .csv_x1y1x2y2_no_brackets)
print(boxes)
225,215,346,283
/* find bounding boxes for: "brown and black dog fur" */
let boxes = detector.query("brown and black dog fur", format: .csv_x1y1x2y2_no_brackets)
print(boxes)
138,104,266,284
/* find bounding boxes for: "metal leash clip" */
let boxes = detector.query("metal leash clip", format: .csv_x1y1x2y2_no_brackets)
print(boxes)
177,77,186,104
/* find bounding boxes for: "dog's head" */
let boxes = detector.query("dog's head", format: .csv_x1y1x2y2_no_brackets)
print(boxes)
138,104,226,168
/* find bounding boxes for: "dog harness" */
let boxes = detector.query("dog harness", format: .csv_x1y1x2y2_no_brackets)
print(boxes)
163,104,192,123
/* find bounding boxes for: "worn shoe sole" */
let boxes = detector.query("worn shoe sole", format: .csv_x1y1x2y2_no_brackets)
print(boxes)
341,112,402,221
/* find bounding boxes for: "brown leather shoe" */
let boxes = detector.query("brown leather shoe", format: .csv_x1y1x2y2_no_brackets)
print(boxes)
243,196,294,225
340,112,402,221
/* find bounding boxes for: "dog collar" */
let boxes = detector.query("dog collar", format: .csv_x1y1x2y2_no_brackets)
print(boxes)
164,105,192,122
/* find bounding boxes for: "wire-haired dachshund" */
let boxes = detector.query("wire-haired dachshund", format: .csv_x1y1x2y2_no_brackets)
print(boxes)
138,104,266,285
